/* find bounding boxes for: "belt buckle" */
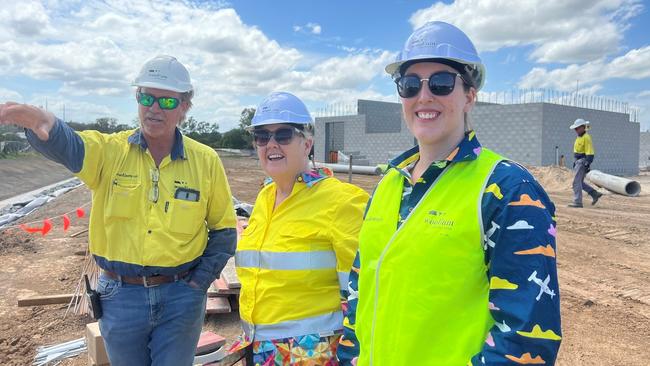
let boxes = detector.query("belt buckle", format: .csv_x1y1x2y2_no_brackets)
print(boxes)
142,276,159,288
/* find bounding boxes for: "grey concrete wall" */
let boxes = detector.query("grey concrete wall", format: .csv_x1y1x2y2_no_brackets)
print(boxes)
541,104,639,176
640,132,650,170
470,103,544,166
315,115,414,165
314,116,363,163
315,100,640,175
358,99,403,133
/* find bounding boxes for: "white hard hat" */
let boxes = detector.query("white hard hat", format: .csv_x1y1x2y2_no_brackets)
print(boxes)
569,118,590,130
385,21,486,90
132,55,193,93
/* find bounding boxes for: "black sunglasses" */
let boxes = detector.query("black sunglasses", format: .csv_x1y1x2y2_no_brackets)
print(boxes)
253,127,303,147
395,71,466,98
137,92,180,110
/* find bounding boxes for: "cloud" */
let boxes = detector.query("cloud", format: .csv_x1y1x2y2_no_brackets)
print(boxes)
0,1,51,38
27,94,122,123
490,276,518,290
294,22,322,35
507,220,534,230
0,88,23,102
518,45,650,91
409,0,643,63
620,89,650,130
0,1,395,130
517,324,562,340
307,23,322,35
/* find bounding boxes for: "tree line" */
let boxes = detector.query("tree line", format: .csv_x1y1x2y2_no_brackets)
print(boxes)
64,108,256,149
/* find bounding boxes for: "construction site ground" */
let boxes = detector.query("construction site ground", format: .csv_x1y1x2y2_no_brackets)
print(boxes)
0,154,648,365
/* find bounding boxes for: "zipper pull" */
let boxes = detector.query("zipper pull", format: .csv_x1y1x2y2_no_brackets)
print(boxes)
165,201,169,213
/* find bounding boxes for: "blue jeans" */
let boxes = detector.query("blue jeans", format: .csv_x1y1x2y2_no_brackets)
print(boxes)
97,274,207,366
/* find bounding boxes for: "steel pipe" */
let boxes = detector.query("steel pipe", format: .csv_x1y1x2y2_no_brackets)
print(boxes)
317,163,382,175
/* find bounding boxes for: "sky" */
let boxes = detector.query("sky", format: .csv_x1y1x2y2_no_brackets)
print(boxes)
1,0,649,131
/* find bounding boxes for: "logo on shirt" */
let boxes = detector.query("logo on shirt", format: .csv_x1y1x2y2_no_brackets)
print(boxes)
364,216,383,222
116,172,139,179
424,209,454,228
174,180,189,188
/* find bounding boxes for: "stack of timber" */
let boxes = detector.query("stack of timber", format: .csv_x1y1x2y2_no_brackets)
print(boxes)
206,258,240,314
205,217,245,314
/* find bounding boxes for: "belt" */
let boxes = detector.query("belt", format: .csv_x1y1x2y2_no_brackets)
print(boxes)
103,270,189,287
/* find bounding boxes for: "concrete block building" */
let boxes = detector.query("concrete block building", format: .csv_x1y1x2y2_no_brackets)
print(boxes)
314,99,641,176
640,131,650,170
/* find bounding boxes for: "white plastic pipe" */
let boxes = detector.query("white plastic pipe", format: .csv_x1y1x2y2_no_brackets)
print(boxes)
318,163,382,175
585,169,641,197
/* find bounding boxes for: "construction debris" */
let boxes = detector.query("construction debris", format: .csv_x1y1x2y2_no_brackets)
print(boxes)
66,252,100,318
220,258,241,289
17,294,80,307
86,322,108,366
33,337,86,366
0,178,82,228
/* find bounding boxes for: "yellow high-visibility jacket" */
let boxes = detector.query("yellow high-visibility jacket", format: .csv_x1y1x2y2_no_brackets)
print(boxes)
236,172,368,341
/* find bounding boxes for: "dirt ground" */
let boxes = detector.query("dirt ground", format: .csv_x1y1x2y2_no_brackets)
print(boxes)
0,155,648,365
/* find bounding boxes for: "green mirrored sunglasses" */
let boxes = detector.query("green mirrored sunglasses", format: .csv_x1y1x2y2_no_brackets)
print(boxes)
137,92,180,110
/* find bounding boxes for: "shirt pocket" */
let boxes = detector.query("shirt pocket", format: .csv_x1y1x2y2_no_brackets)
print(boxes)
168,199,205,236
106,178,141,219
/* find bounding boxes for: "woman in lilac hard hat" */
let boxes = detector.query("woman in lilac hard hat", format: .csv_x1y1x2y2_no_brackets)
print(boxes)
337,22,562,366
231,92,369,365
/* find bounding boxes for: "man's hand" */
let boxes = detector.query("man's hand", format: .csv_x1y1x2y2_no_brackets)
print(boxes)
187,280,202,289
0,102,56,141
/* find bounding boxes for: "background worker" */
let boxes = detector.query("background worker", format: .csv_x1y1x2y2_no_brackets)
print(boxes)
231,92,368,365
0,55,237,366
569,118,603,207
337,22,562,365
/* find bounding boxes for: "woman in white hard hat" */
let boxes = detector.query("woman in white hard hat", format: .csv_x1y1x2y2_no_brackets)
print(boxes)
337,22,562,365
231,92,369,365
0,55,237,366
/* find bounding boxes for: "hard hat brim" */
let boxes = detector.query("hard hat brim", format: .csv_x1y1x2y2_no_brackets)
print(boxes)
569,121,590,129
246,119,314,131
132,81,193,93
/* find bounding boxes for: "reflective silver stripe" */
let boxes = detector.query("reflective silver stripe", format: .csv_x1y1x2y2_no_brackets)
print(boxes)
338,271,349,291
241,311,343,341
236,250,337,270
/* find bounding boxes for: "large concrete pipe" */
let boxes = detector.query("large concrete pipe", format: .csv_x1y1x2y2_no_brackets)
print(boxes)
318,163,382,175
585,170,641,197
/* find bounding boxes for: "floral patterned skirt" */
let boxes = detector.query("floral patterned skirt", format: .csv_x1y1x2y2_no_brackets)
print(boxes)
230,332,340,366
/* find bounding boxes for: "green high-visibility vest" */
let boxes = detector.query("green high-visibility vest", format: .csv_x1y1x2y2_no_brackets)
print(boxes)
357,148,504,366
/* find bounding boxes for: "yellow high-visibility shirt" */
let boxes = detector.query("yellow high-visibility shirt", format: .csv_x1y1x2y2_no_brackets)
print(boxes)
76,129,236,268
574,133,595,155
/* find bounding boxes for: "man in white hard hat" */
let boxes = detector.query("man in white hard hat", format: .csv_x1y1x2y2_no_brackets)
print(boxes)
0,55,237,365
569,118,602,208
